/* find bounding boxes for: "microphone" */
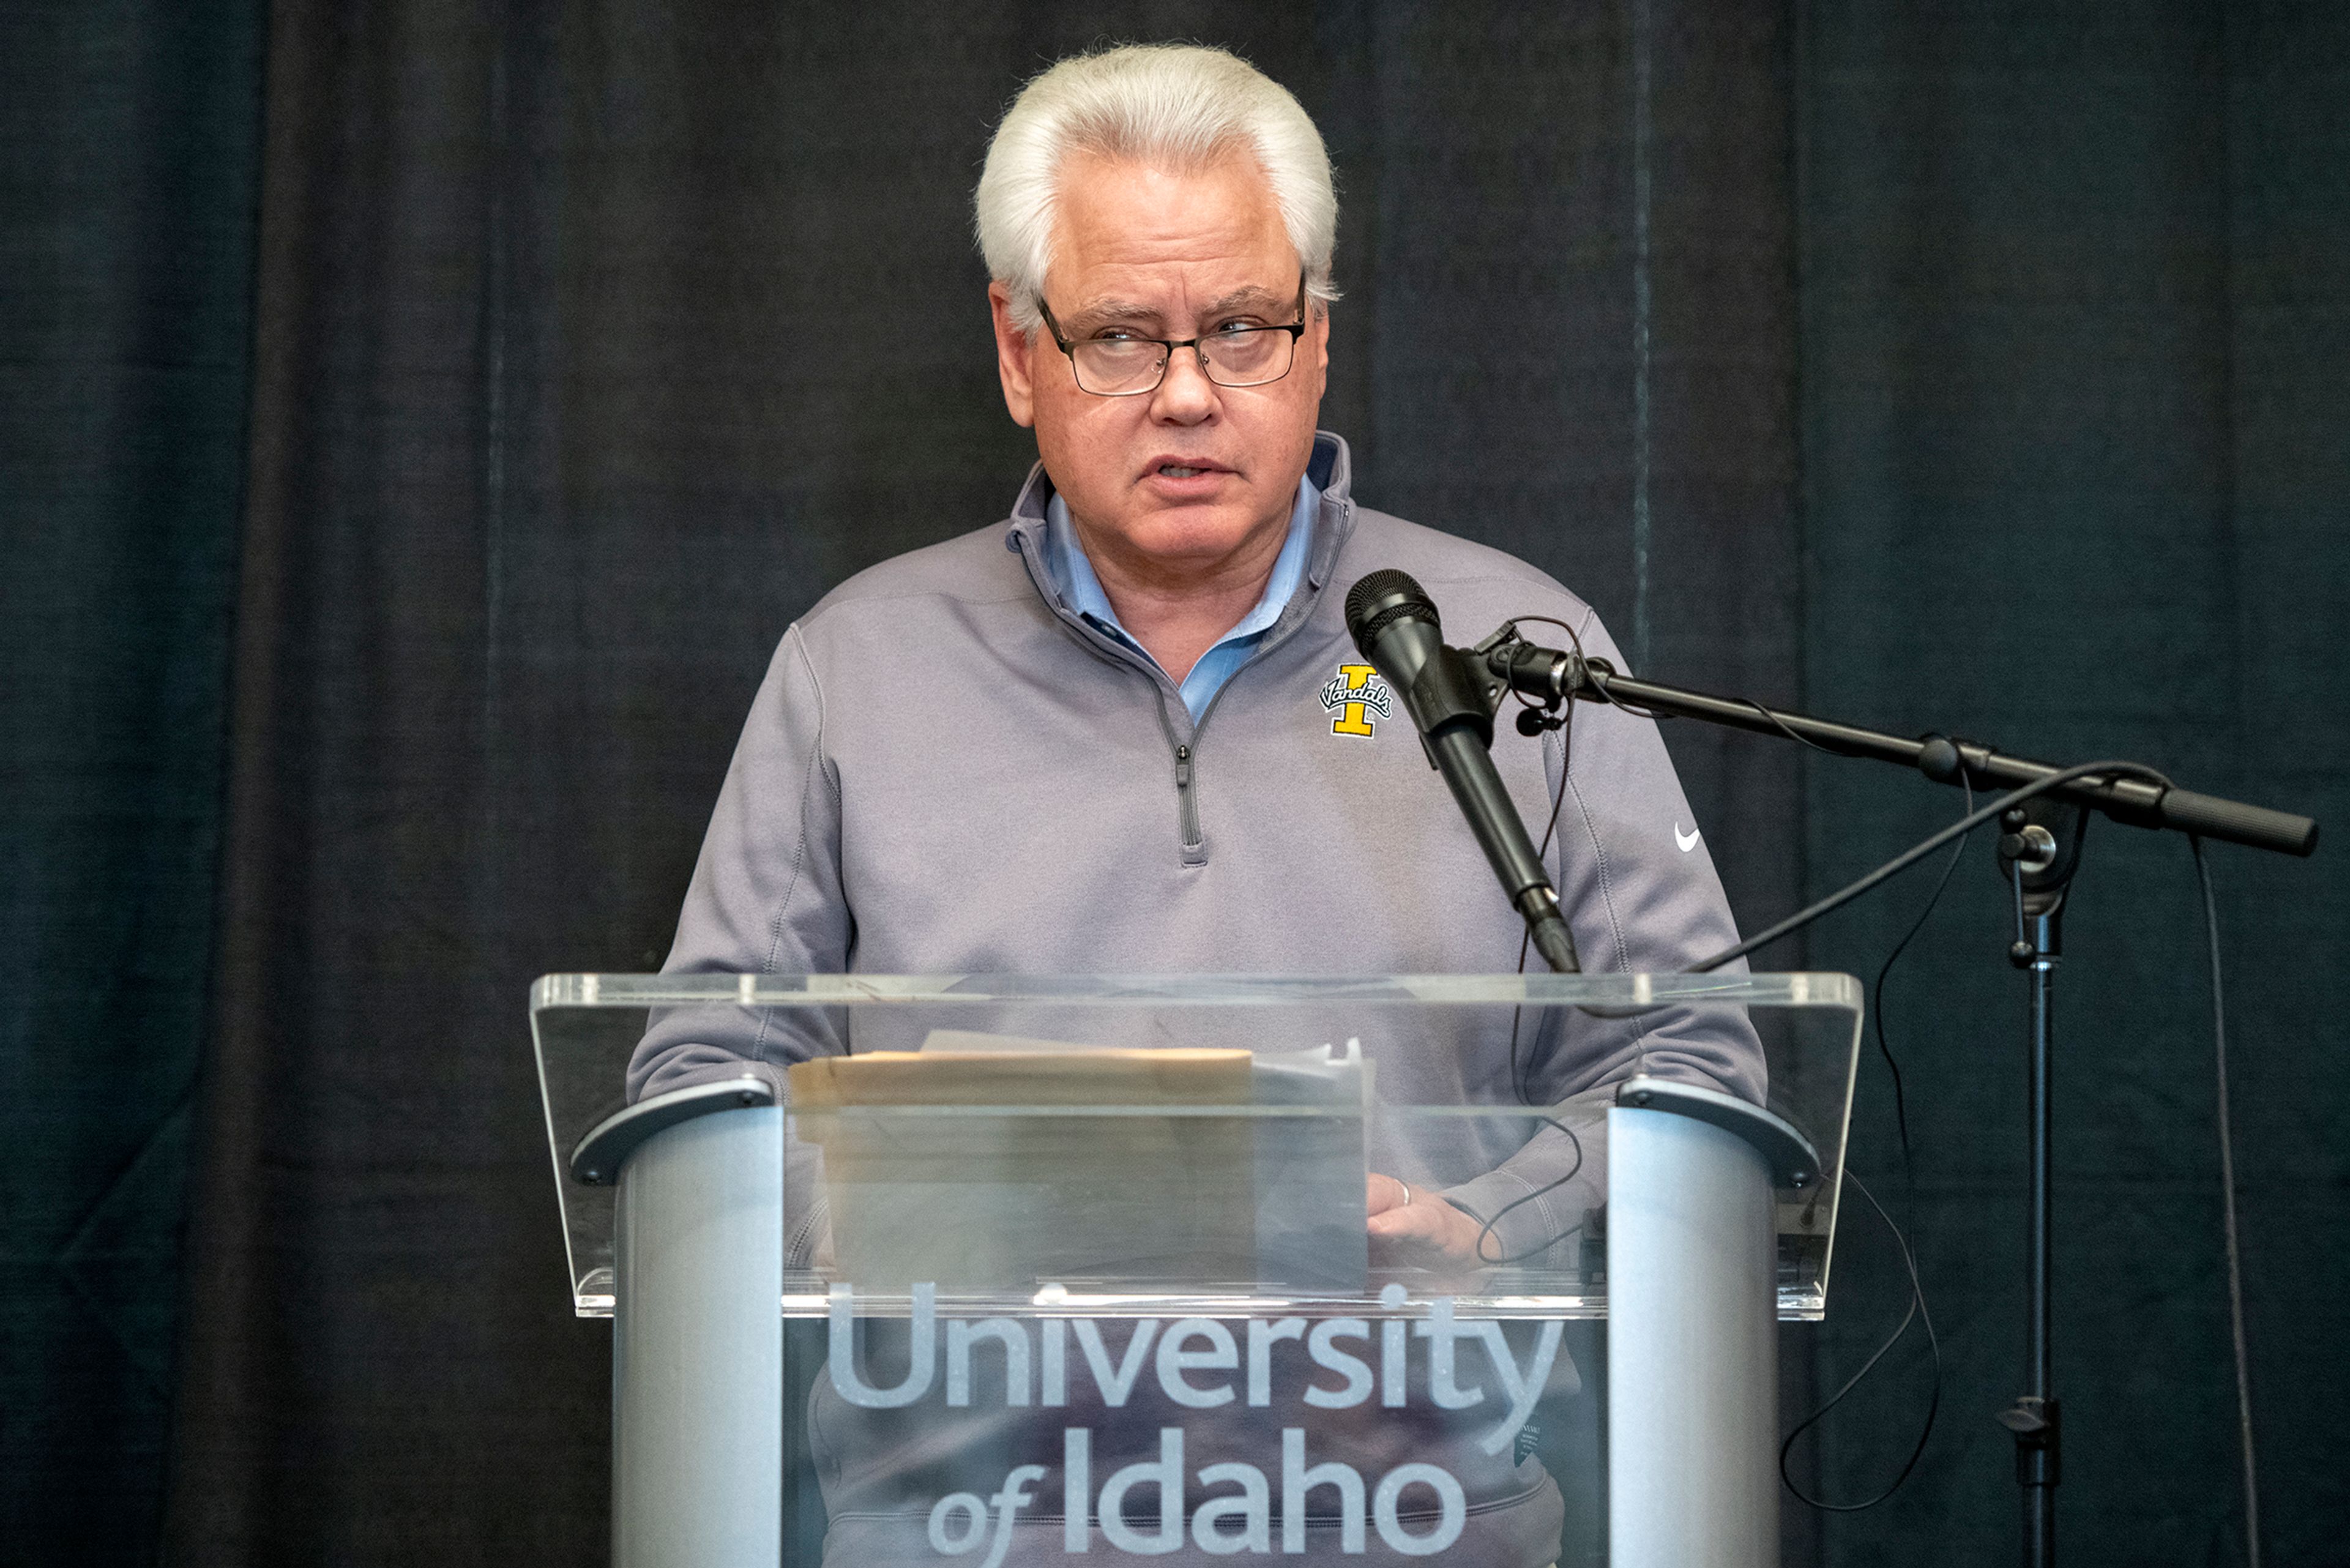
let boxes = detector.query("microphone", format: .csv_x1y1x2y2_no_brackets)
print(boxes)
1344,570,1580,974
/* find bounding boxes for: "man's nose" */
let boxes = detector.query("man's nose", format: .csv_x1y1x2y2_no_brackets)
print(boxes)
1148,345,1219,423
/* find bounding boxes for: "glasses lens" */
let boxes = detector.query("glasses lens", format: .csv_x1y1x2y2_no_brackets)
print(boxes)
1072,340,1168,395
1200,327,1294,387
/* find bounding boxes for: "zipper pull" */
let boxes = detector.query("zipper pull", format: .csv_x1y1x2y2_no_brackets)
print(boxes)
1174,742,1193,787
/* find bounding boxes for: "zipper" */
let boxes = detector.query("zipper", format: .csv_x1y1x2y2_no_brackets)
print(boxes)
1153,695,1209,867
1011,525,1209,866
1174,742,1202,861
1151,496,1349,867
1008,501,1357,869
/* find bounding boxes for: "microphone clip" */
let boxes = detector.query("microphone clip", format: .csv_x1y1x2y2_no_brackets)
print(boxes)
1395,646,1507,775
1473,625,1586,736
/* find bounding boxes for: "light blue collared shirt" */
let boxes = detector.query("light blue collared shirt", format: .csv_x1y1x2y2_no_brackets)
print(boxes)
1043,477,1318,719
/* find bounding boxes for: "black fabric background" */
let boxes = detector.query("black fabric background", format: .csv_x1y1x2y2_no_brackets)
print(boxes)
0,2,2338,1564
0,2,263,1561
1799,6,2349,1561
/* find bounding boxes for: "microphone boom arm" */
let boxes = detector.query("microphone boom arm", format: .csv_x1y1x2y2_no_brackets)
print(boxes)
1475,629,2318,859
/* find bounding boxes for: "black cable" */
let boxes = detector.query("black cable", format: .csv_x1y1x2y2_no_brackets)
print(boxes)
1703,676,1953,1177
1780,1167,1942,1511
1740,690,1974,1199
2193,837,2262,1568
1496,613,1589,735
1744,694,1843,757
1464,1116,1585,1267
1537,647,2261,1543
1873,777,1974,1204
1504,621,1580,1103
1414,618,2277,1551
1460,621,1846,1264
1692,760,2175,974
1727,681,1968,1207
1775,790,1971,1513
1577,660,1829,752
1469,634,2004,1265
1468,614,1588,1266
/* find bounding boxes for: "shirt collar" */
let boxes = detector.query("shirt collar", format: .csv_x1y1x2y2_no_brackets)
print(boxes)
1043,475,1319,650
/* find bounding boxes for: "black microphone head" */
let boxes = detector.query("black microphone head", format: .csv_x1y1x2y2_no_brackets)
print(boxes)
1344,569,1440,661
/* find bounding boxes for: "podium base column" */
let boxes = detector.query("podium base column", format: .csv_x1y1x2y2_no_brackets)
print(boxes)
613,1103,784,1568
1606,1103,1778,1568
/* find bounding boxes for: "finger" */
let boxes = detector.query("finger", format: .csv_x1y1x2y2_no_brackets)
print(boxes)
1367,1208,1484,1285
1365,1173,1408,1215
1369,1197,1484,1263
1366,1200,1447,1240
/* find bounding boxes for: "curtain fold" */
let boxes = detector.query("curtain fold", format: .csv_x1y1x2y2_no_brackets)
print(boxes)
0,4,262,1560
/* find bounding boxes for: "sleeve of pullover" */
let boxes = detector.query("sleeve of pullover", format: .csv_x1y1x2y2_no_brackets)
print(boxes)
629,623,852,1102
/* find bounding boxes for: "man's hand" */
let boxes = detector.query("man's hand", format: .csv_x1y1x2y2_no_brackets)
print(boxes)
1365,1172,1490,1276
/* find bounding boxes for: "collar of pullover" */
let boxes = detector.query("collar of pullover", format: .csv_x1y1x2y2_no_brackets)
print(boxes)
1004,429,1357,630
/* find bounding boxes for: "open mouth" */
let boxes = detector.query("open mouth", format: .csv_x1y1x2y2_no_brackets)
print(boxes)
1152,462,1223,479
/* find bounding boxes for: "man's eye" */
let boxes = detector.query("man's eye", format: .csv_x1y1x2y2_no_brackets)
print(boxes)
1092,328,1146,343
1212,320,1265,337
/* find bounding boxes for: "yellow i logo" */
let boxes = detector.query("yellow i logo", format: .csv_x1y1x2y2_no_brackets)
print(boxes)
1318,662,1392,737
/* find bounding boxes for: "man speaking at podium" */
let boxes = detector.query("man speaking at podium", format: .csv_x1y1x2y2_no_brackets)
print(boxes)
633,42,1758,1566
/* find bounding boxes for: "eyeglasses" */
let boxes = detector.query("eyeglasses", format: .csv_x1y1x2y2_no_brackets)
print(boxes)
1036,275,1309,397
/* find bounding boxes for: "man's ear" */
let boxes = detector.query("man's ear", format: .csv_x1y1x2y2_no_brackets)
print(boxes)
988,282,1037,429
1288,294,1332,410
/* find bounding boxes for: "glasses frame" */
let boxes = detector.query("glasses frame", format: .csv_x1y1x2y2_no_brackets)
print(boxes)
1035,274,1311,397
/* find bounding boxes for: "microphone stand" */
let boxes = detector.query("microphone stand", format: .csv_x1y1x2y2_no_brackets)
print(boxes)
1472,625,2318,1568
1993,791,2083,1568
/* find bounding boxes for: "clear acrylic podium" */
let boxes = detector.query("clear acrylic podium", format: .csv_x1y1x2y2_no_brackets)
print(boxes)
531,973,1861,1568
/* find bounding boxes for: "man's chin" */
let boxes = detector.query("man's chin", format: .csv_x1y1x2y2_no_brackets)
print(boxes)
1111,504,1270,568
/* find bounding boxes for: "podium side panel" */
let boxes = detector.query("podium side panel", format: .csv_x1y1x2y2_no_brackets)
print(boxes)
614,1105,784,1568
1606,1105,1778,1568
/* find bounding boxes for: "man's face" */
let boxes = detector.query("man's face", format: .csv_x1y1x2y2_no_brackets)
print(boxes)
989,147,1330,583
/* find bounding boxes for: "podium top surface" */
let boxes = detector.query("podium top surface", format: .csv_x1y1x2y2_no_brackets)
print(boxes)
531,972,1863,1321
532,969,1861,1009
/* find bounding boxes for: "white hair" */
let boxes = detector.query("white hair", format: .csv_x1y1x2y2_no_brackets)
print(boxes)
975,43,1339,333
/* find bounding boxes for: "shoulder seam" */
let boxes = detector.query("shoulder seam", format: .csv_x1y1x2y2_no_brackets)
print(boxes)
1565,769,1654,1051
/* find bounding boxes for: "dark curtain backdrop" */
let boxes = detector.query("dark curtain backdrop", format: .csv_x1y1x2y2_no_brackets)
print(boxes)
0,2,2339,1566
0,2,262,1561
1797,6,2349,1562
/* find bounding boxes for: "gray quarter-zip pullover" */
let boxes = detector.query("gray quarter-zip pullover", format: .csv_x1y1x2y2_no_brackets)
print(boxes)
632,430,1761,1565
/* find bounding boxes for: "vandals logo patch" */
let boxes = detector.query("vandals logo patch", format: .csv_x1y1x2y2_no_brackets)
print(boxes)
1319,662,1392,737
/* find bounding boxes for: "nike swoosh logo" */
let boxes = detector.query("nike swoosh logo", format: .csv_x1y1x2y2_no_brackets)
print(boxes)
1674,822,1701,853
